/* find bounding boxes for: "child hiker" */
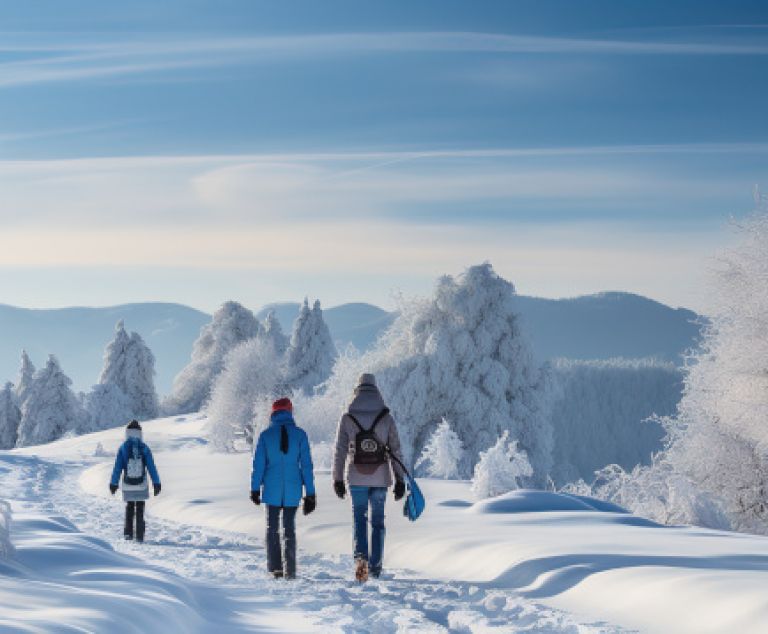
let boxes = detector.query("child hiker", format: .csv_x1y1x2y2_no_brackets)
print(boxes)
250,398,316,579
109,420,161,542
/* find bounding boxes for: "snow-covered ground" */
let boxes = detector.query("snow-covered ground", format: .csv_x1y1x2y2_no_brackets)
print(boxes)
3,415,768,633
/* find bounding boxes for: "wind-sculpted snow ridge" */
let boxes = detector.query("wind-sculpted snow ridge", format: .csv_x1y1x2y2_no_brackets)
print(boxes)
468,490,630,515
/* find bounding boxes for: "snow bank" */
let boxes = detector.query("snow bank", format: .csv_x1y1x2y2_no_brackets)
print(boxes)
0,505,223,632
468,490,628,514
23,414,768,634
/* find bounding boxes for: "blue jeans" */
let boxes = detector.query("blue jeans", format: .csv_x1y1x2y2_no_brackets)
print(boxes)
350,486,387,575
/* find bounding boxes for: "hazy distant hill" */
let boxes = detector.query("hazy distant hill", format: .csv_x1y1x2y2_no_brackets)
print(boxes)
0,293,702,396
514,292,702,363
0,303,210,395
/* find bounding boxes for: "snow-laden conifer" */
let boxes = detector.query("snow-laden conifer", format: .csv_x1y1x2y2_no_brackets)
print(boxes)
15,350,35,405
0,382,21,449
165,301,262,414
312,263,553,483
86,383,134,431
206,338,281,451
262,310,289,358
471,431,533,499
415,418,465,479
16,355,85,446
90,321,159,427
283,299,337,395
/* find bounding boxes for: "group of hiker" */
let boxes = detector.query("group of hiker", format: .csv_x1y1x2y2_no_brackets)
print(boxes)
109,373,407,582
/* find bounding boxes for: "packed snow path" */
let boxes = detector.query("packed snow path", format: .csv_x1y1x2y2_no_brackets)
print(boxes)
1,451,616,633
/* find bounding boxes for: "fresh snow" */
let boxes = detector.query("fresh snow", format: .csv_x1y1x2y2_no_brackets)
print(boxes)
2,414,767,633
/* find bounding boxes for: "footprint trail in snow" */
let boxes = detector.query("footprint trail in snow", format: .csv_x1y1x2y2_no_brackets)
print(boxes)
3,454,624,633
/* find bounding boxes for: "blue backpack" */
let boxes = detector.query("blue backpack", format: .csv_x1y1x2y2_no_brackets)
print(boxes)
388,451,426,522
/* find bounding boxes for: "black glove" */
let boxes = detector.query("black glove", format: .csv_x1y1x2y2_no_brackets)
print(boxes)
303,494,316,516
109,484,118,495
333,481,346,499
153,483,161,496
250,490,261,506
393,480,406,501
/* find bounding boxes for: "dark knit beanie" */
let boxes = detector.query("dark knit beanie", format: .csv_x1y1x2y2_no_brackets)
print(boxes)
127,420,142,430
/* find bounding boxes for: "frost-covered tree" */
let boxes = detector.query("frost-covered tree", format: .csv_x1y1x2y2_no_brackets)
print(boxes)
579,206,768,534
124,330,159,420
15,350,35,405
0,383,22,449
92,321,159,427
262,310,289,358
16,355,85,447
471,431,534,499
415,418,465,479
206,338,281,451
283,299,337,395
85,383,134,431
164,301,262,414
313,264,553,483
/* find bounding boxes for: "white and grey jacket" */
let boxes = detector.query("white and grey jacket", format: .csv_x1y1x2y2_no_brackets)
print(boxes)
332,383,406,487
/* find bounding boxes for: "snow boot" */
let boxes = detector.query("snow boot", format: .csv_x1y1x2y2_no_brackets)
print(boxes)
272,570,284,579
355,557,369,583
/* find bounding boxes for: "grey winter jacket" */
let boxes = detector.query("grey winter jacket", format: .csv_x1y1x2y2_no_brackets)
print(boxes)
332,383,406,487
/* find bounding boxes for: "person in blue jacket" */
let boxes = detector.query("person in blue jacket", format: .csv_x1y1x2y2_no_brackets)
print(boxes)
109,420,161,542
251,398,316,579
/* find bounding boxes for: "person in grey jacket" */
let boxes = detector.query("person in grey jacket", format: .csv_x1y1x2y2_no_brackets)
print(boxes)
332,373,406,581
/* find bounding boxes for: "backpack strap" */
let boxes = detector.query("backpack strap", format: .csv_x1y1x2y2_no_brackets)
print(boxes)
346,408,390,433
370,408,390,432
347,413,364,433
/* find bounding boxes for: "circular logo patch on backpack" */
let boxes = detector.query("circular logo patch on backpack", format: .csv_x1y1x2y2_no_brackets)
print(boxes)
360,439,379,453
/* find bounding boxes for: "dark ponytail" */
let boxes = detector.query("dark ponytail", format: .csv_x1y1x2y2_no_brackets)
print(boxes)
280,425,289,454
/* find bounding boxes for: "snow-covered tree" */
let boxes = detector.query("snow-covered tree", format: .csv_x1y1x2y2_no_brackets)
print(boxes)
471,431,534,499
580,205,768,534
164,301,262,414
90,321,159,428
85,383,134,431
262,310,289,358
283,299,337,395
415,418,465,479
15,350,35,405
0,383,21,449
313,263,553,483
16,355,85,447
206,338,281,451
124,330,159,420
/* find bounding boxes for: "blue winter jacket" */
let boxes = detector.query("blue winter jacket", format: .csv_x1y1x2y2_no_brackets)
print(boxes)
251,410,315,507
110,438,161,487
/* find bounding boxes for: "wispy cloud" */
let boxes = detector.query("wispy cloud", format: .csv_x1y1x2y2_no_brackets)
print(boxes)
2,30,768,87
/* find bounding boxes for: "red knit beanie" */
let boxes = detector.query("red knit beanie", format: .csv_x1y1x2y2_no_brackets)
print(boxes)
271,397,293,413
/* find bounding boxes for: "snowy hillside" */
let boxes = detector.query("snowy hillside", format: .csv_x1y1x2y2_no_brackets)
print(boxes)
2,415,767,633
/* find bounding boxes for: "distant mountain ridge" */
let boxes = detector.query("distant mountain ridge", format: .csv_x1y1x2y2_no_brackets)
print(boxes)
0,292,702,395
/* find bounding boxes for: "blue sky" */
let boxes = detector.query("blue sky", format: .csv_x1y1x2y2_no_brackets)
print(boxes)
1,1,767,314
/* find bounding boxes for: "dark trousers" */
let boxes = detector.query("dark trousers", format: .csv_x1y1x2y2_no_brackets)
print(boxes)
124,501,145,541
265,505,297,577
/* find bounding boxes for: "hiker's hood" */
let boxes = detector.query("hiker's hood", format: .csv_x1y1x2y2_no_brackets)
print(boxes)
348,382,386,415
270,409,295,427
